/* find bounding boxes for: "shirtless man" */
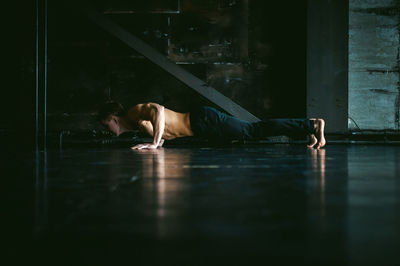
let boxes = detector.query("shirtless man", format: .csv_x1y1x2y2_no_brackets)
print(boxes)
98,102,326,150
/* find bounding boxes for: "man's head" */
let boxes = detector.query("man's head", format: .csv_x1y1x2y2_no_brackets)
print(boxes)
97,101,127,135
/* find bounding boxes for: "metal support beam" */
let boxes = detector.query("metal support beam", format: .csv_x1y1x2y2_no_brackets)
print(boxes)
34,0,48,238
35,0,48,150
86,7,260,122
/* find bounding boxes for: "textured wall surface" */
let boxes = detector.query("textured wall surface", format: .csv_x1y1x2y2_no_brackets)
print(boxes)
349,0,400,130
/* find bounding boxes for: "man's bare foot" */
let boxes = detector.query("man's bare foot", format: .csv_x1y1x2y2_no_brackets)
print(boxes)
307,134,318,148
309,118,326,149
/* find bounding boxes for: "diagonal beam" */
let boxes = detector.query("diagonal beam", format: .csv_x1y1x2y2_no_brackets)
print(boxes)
86,7,260,122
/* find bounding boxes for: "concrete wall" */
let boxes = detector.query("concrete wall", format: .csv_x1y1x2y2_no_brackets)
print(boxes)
349,0,400,131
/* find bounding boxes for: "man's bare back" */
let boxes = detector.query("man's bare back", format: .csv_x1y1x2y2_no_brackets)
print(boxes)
128,104,193,140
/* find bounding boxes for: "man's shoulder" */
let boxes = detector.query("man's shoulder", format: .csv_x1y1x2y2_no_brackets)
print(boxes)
128,102,160,111
127,103,162,120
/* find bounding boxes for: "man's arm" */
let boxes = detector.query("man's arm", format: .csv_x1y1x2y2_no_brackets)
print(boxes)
130,103,165,150
138,120,164,148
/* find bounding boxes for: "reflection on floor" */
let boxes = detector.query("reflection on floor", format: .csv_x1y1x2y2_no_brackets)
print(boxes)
5,145,400,265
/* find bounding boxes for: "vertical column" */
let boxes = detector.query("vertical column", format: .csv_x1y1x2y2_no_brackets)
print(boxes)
35,0,47,151
34,0,48,238
307,0,349,133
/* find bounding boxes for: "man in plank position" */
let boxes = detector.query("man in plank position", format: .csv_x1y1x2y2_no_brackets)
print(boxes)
98,102,326,150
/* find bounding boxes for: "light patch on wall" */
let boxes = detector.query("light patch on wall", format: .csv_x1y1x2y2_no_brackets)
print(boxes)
348,0,399,130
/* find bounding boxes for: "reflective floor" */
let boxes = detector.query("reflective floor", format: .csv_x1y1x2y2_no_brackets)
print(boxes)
5,145,400,265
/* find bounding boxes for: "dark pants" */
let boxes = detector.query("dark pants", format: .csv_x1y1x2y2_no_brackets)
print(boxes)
190,106,315,140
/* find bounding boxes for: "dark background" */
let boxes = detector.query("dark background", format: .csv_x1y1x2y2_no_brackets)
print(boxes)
4,0,307,149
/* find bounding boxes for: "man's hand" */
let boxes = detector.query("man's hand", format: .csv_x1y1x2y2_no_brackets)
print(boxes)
131,139,164,150
131,143,158,150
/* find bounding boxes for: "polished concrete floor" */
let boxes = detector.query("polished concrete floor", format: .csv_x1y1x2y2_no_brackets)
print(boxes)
5,144,400,265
